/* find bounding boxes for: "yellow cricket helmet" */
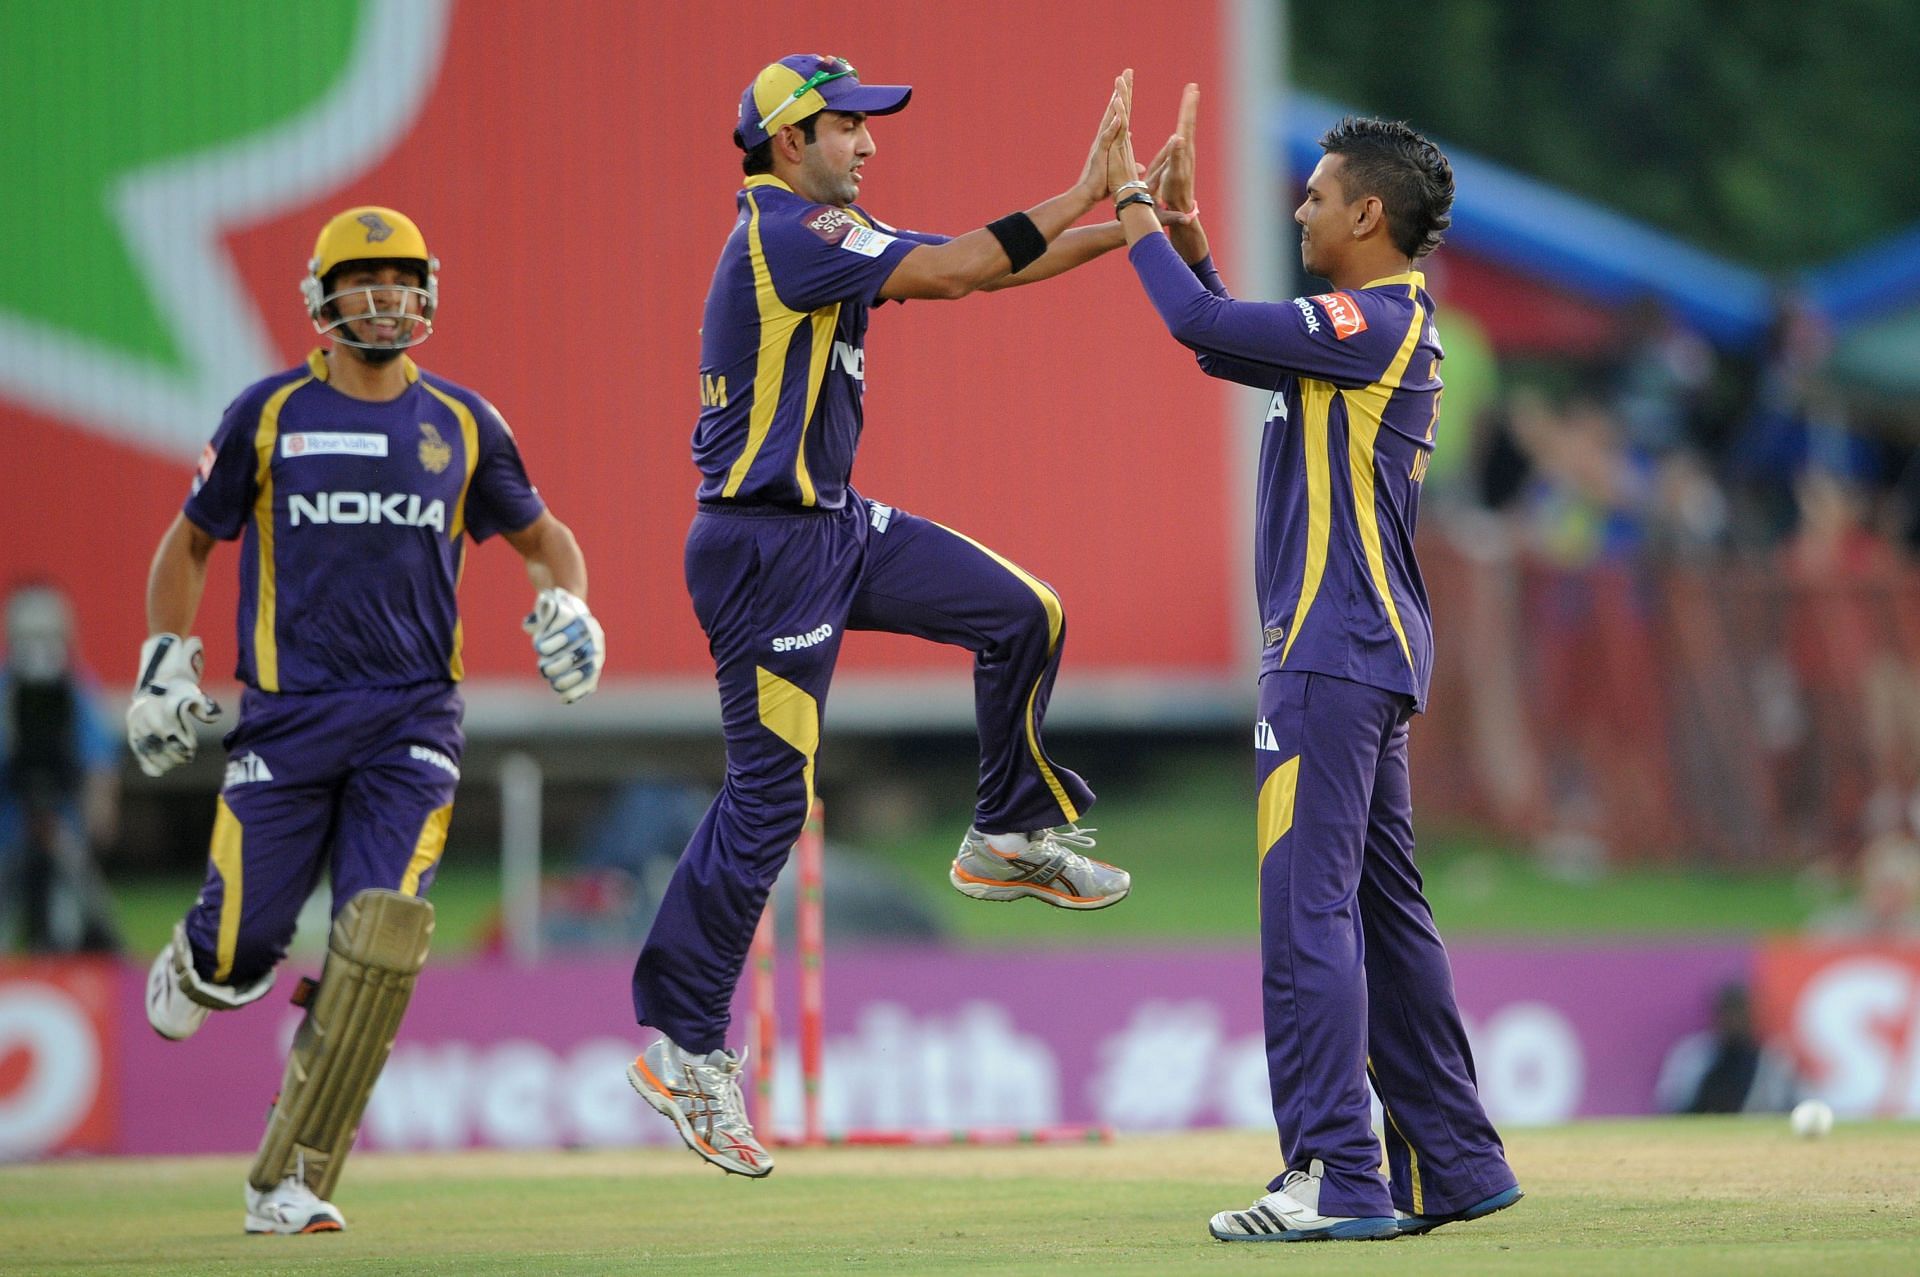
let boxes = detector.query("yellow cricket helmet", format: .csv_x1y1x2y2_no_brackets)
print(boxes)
300,206,439,351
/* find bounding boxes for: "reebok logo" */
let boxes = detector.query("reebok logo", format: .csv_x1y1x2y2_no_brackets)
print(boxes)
1292,297,1321,334
1254,720,1280,751
289,491,447,532
1310,292,1368,340
772,623,834,652
224,752,273,788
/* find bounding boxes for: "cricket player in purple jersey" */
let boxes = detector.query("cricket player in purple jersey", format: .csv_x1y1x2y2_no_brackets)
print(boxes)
625,59,1182,1177
130,206,605,1234
1112,90,1521,1241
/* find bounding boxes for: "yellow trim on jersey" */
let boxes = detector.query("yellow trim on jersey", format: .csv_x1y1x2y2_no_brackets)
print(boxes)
756,666,822,816
400,804,454,895
423,382,481,542
303,348,418,383
1339,304,1428,672
250,376,309,692
209,798,244,981
1278,380,1337,669
1361,270,1426,294
723,189,810,498
449,540,468,682
795,304,841,504
930,522,1080,824
422,382,481,680
1256,754,1300,869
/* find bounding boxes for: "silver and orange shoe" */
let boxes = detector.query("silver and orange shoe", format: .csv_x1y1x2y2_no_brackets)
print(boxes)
244,1174,345,1235
949,825,1130,910
626,1037,773,1177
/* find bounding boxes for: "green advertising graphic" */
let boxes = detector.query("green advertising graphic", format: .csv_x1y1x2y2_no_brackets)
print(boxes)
0,0,447,455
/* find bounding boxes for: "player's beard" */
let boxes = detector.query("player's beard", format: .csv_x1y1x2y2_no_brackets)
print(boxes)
800,151,859,206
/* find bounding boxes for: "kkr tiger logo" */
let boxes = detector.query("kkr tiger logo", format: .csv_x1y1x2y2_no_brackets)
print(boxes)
418,421,452,473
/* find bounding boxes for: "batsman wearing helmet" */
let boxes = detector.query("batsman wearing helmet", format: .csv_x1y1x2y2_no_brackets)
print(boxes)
1111,88,1521,1241
131,206,606,1234
625,58,1166,1177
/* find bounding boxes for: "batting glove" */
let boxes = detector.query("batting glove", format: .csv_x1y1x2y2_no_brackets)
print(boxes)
523,587,605,704
126,633,222,777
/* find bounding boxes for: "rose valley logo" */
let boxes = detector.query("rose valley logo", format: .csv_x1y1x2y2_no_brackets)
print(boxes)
418,422,452,473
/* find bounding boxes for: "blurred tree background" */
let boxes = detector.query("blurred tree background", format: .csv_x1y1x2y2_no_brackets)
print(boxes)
1293,0,1920,268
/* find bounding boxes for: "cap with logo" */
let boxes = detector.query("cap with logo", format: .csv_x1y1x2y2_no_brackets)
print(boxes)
734,54,911,151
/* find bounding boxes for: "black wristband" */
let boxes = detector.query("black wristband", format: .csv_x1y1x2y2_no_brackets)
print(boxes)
1115,191,1157,213
985,212,1048,273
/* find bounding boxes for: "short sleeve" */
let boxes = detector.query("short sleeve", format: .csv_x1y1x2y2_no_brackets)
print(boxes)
181,392,264,540
463,398,546,542
760,202,937,311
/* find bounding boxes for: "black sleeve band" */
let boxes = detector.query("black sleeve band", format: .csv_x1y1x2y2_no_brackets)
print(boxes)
985,212,1048,274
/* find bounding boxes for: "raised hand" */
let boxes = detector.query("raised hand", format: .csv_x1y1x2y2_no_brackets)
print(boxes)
1081,69,1134,202
1103,70,1139,199
1158,83,1199,215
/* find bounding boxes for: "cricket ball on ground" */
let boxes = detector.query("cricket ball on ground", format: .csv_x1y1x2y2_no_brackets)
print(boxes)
1790,1099,1833,1138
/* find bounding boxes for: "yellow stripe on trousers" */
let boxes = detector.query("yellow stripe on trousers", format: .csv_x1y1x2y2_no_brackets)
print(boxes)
757,666,821,817
209,798,244,981
1369,1059,1425,1214
928,522,1079,824
401,804,454,895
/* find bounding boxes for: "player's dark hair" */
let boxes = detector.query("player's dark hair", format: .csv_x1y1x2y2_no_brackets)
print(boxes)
1319,116,1454,259
739,112,821,175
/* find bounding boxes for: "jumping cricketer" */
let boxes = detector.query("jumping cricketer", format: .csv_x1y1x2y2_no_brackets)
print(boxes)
624,57,1153,1177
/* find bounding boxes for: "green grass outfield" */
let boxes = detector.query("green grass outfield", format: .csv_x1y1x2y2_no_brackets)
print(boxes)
5,1120,1917,1275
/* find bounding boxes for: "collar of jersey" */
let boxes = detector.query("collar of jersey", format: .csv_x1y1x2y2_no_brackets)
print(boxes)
743,175,795,194
1360,270,1426,294
306,348,420,384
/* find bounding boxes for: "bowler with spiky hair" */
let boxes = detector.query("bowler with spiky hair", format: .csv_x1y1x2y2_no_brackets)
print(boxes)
1112,90,1522,1242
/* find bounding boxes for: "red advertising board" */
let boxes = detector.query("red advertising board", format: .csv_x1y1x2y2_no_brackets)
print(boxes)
0,960,116,1156
2,3,1234,715
1755,941,1920,1118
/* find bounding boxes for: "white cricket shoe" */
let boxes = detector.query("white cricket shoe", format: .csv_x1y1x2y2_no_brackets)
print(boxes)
626,1038,773,1177
949,825,1129,909
244,1175,345,1234
144,937,208,1042
1209,1160,1399,1243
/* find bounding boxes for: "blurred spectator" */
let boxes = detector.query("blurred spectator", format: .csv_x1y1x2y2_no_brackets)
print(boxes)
1654,983,1799,1114
1780,469,1920,851
1806,832,1920,940
1728,295,1879,546
1606,296,1716,459
520,777,947,951
0,582,123,953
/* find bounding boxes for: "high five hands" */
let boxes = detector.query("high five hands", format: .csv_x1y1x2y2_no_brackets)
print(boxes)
1100,73,1207,258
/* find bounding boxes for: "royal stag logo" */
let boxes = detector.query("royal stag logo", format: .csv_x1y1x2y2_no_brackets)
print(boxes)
358,211,395,243
418,421,452,474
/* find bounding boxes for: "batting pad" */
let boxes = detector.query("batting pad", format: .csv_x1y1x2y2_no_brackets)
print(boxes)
248,889,435,1198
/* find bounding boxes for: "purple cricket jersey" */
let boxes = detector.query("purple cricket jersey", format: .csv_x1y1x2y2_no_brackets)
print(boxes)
1131,237,1443,709
183,350,546,692
692,175,949,509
